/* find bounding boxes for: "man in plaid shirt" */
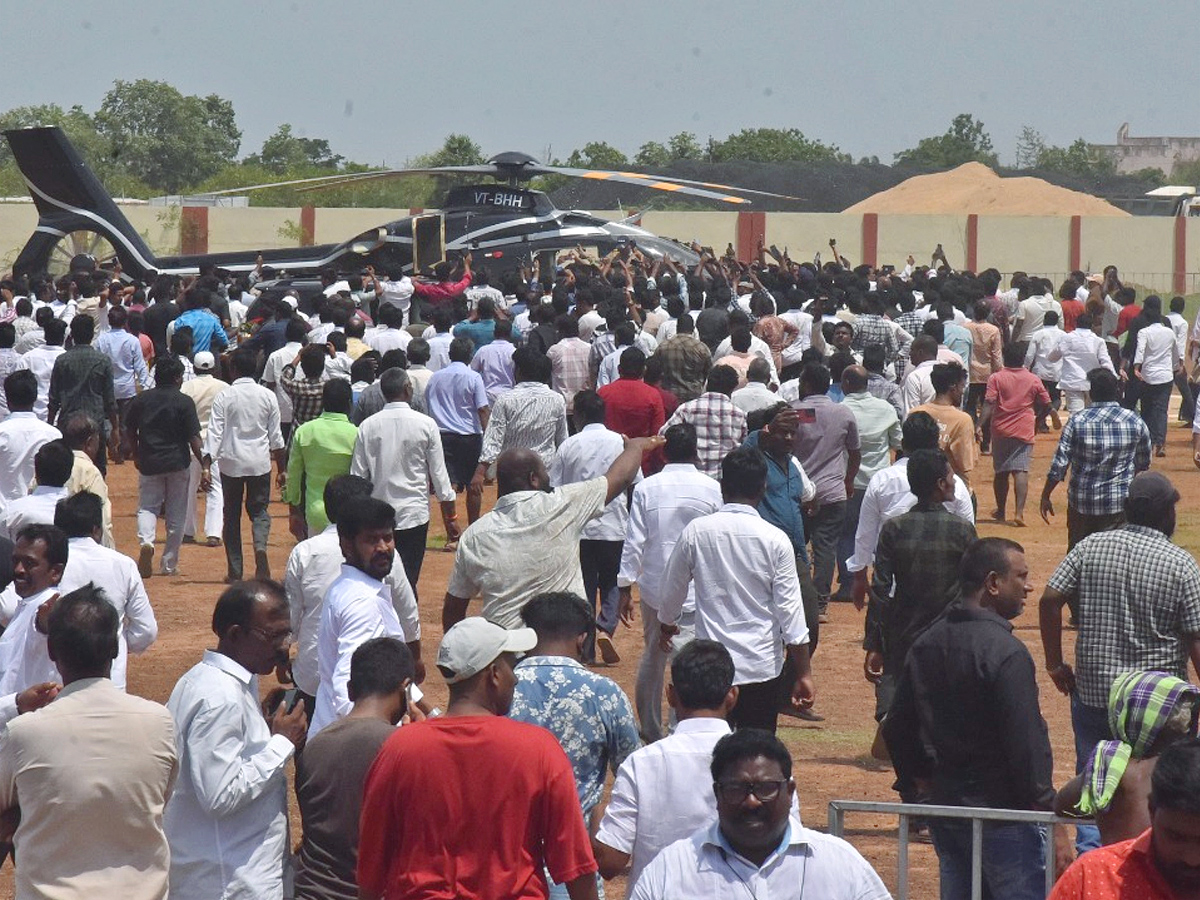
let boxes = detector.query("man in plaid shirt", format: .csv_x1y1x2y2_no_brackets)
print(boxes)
1040,368,1151,549
658,366,745,478
1040,470,1200,853
851,297,899,366
280,344,331,431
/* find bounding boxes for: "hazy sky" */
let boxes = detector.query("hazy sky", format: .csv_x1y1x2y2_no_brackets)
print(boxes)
7,0,1197,168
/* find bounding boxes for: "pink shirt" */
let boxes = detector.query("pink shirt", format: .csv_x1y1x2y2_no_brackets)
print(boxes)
985,367,1050,443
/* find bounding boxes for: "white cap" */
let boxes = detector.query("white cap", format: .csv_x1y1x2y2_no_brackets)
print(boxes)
436,618,536,684
281,295,299,309
193,351,216,371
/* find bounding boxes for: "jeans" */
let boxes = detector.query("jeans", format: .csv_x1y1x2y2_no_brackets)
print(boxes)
803,500,846,599
393,522,428,602
221,472,272,579
635,606,695,743
835,488,865,597
185,456,223,540
1071,695,1112,853
579,539,623,635
930,820,1046,900
1139,380,1172,447
137,468,191,573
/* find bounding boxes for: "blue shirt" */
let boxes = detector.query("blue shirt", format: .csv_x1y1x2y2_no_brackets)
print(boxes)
943,321,974,366
509,656,640,815
94,328,150,400
174,308,228,354
745,430,808,562
423,361,490,435
453,319,497,352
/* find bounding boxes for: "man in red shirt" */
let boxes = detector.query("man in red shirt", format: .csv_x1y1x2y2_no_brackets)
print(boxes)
1050,739,1200,899
357,617,599,900
412,253,473,323
597,348,666,441
980,343,1050,526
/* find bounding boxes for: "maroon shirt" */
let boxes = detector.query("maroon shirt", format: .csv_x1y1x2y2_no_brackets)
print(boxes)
598,377,666,439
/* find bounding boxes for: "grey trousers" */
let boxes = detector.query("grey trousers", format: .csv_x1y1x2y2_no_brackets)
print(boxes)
221,472,272,579
635,605,696,743
137,468,190,573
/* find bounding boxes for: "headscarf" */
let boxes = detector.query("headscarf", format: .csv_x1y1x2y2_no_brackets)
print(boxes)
1077,670,1200,815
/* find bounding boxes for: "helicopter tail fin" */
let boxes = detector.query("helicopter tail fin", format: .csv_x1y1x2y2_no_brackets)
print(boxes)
4,126,159,279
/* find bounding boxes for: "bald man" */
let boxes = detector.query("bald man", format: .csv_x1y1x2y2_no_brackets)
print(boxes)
443,438,662,630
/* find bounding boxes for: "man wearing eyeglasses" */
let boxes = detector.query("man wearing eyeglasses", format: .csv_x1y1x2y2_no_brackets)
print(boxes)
629,728,891,899
164,579,308,900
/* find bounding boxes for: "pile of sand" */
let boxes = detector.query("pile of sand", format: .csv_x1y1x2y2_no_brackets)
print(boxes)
844,162,1129,217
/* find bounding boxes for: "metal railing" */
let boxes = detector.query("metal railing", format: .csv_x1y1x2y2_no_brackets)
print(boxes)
827,799,1089,900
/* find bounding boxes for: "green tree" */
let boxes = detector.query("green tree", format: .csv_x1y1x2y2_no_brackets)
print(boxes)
634,141,670,168
667,132,703,161
1037,139,1118,180
565,141,629,170
708,127,848,164
1014,125,1046,169
247,124,344,173
894,114,998,169
417,134,485,168
94,79,241,192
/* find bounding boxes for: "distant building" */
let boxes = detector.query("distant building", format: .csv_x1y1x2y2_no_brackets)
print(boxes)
1094,124,1200,176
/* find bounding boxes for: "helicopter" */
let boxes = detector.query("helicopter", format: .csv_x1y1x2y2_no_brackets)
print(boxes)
3,126,794,294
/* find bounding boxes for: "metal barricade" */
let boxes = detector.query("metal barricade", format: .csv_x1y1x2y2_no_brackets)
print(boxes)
827,799,1090,900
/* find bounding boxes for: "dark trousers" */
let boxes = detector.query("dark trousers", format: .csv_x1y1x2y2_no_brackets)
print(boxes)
930,821,1046,900
1139,380,1172,446
393,522,428,602
1071,696,1112,853
802,501,845,599
1067,507,1125,551
221,472,272,579
1177,369,1196,421
728,669,789,734
580,539,623,635
835,488,865,598
967,383,990,450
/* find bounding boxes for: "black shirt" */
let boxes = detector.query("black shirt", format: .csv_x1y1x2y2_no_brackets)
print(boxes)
125,385,201,475
882,602,1055,810
143,301,180,356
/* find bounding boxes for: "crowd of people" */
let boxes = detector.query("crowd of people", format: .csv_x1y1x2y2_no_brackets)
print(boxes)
0,244,1198,899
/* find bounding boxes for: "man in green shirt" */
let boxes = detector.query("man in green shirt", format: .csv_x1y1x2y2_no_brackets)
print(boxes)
285,379,358,539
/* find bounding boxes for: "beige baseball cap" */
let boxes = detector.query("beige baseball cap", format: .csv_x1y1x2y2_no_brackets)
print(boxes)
436,617,536,684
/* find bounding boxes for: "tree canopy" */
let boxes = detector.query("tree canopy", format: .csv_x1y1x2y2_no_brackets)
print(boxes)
894,114,999,170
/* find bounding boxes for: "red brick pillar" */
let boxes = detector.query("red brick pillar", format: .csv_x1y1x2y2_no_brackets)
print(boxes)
180,206,208,255
300,206,316,247
965,214,979,273
861,214,878,268
1069,216,1082,273
736,211,766,263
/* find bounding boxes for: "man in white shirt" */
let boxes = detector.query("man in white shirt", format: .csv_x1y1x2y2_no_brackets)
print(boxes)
364,304,412,355
181,351,228,546
549,390,635,663
0,525,70,727
55,491,157,691
424,308,455,371
1134,295,1182,456
1048,313,1115,413
617,423,722,742
0,586,178,900
16,318,67,421
1023,310,1065,432
846,411,975,606
0,440,70,541
445,436,661,631
284,475,423,714
203,349,286,582
1168,295,1195,423
900,335,940,414
730,359,778,416
309,497,420,738
628,729,890,900
366,267,415,326
260,318,308,443
657,446,813,734
594,640,739,893
1011,281,1062,348
165,579,307,900
0,371,61,512
351,368,458,600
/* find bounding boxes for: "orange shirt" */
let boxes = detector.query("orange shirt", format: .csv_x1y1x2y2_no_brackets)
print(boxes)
1049,830,1176,900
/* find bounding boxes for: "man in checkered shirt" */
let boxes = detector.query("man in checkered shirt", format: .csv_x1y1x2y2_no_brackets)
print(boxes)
1040,367,1151,549
850,296,899,367
1039,470,1200,852
658,366,746,478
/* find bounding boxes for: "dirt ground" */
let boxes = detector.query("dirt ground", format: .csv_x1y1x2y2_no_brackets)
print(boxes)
4,409,1200,898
